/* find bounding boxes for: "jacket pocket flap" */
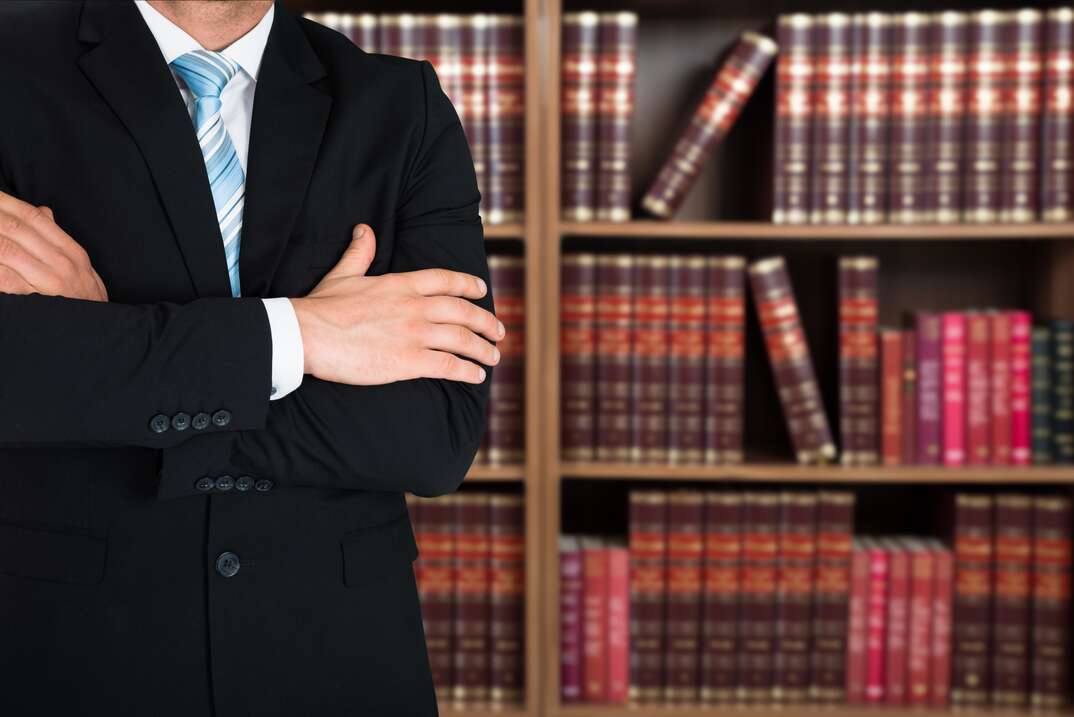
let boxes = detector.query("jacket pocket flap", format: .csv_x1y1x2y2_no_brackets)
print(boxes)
340,512,418,588
0,522,106,586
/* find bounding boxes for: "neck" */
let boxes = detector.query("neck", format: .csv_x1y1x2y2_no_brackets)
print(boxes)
147,1,273,51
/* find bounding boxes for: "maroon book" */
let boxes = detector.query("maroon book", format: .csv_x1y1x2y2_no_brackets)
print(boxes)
704,256,746,465
915,313,943,465
739,491,780,703
630,256,670,463
991,493,1032,708
487,255,525,465
950,493,994,707
773,492,818,704
811,491,855,703
810,14,853,224
964,10,1007,223
1042,9,1074,222
595,254,634,462
420,494,457,701
582,540,609,702
561,13,600,222
846,12,891,225
453,493,492,703
561,254,597,461
664,491,705,703
461,15,490,218
485,16,525,225
889,12,932,224
559,536,584,703
430,15,464,119
928,11,969,224
628,491,668,704
667,255,707,465
489,494,525,704
901,329,918,464
846,539,870,704
885,539,910,705
1031,495,1073,710
1000,10,1044,223
594,12,637,222
773,15,815,225
838,256,879,466
700,491,742,704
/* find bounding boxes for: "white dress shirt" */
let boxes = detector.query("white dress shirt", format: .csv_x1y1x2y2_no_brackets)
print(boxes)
134,0,304,401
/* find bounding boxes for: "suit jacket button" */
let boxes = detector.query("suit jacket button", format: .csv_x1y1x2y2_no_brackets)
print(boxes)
172,412,191,431
255,479,274,493
235,476,254,492
192,413,211,430
195,477,215,492
212,409,232,427
215,475,234,492
149,414,170,434
215,552,241,578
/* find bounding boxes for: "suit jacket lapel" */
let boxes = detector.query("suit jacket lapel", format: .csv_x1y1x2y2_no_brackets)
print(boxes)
240,4,332,297
76,1,232,298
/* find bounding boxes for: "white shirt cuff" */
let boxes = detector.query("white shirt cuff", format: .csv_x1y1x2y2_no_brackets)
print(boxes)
262,297,304,400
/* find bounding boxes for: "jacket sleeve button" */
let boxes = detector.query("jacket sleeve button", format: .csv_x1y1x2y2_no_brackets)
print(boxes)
212,409,232,427
214,475,234,492
150,414,170,434
235,476,254,492
195,477,215,492
192,413,211,430
171,412,191,431
254,479,274,493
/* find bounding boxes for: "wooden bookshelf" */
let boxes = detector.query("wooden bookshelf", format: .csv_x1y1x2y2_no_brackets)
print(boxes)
466,464,527,482
552,707,1063,717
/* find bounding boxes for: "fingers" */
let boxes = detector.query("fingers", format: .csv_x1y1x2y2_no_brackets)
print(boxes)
407,268,487,300
0,265,35,295
417,350,488,384
324,224,377,280
423,296,504,342
424,323,500,367
0,231,60,293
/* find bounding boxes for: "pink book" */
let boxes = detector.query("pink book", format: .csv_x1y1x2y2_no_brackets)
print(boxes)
560,537,585,703
990,312,1013,465
606,547,630,703
865,540,889,703
965,313,992,465
916,314,943,464
885,539,910,705
846,540,870,704
930,541,953,708
942,312,967,466
906,540,934,706
1010,311,1032,465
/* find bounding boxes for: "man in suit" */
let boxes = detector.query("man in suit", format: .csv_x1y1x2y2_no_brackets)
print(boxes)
0,1,499,714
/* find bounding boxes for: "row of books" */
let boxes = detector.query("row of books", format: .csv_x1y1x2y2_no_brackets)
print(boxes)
305,12,524,225
560,253,746,464
407,492,525,706
559,489,1072,709
774,9,1074,226
474,255,525,466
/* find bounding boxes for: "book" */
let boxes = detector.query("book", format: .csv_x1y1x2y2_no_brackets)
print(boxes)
999,10,1044,224
773,15,816,225
966,313,991,465
941,312,967,467
667,255,707,464
773,492,817,703
630,256,670,463
560,536,584,703
810,14,853,225
950,493,993,707
454,493,492,703
1010,311,1033,465
705,256,747,464
606,546,630,704
846,13,891,225
1042,9,1074,222
595,254,634,462
846,540,871,704
462,15,490,219
489,495,525,704
582,540,609,702
641,32,777,219
839,256,879,465
1032,327,1054,464
432,15,465,121
928,11,968,224
420,495,458,701
664,491,705,703
991,311,1014,465
963,10,1007,223
901,329,918,464
888,13,932,224
628,491,668,704
594,12,638,222
880,330,903,465
864,539,889,703
811,491,855,703
906,539,934,706
991,493,1032,708
915,313,943,465
561,254,597,461
1052,320,1074,463
885,539,910,705
700,492,742,704
931,540,955,708
1031,495,1073,709
748,257,836,464
487,255,525,465
485,15,526,225
739,491,780,703
561,13,600,222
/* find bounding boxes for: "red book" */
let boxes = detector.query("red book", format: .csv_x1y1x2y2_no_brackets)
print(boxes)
999,10,1044,223
560,536,584,703
453,493,492,703
664,492,704,703
845,540,870,704
864,540,889,703
560,13,600,222
966,313,992,465
991,494,1032,708
964,10,1007,223
810,13,853,224
1011,311,1033,465
1042,9,1074,222
628,491,668,704
487,255,525,465
916,313,943,465
942,312,967,467
839,257,879,466
846,12,891,225
930,540,955,708
773,14,815,225
667,256,707,464
906,540,934,706
606,546,630,704
594,12,637,222
489,494,525,705
700,492,742,704
582,540,609,702
880,331,903,465
811,491,855,703
561,254,597,461
630,256,670,463
951,493,994,707
1031,495,1072,709
704,256,747,465
773,492,817,703
739,492,780,703
420,495,457,702
485,15,525,225
991,312,1013,465
888,12,932,223
885,539,910,705
927,12,968,224
595,254,634,462
901,329,918,465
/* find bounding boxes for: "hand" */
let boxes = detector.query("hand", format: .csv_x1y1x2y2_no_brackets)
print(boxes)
292,224,503,386
0,191,108,301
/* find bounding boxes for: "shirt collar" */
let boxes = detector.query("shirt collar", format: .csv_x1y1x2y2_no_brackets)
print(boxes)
133,0,275,81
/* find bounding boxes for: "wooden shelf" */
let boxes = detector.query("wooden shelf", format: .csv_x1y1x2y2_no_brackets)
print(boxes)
465,464,526,482
484,223,526,239
552,706,1068,717
442,706,527,717
560,220,1074,241
560,462,1074,484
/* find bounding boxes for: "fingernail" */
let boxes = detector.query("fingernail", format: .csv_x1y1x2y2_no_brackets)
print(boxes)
478,368,487,382
492,348,501,363
356,225,367,239
498,321,506,338
477,278,487,295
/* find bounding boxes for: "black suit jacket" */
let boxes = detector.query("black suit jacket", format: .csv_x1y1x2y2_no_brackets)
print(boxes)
0,2,490,715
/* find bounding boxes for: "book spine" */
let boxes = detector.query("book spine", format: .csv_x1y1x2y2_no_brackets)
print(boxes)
1031,495,1073,709
847,13,891,225
966,313,992,465
889,13,933,224
630,256,670,463
664,491,705,704
864,542,889,703
594,12,637,222
422,495,457,702
885,542,910,705
1042,9,1074,222
485,16,525,225
964,10,1007,223
901,329,918,464
1032,327,1054,464
907,544,934,706
1052,320,1074,463
928,12,968,224
377,14,401,57
667,256,708,464
739,492,780,703
991,493,1032,708
462,15,490,218
846,542,870,704
700,491,742,704
941,312,967,467
453,493,492,703
705,256,747,465
999,10,1044,223
951,493,994,707
773,15,815,225
931,544,954,708
773,492,818,703
582,544,609,702
432,15,464,119
606,547,630,704
992,312,1014,465
810,14,853,224
561,254,598,461
628,491,668,704
560,538,585,703
839,256,879,466
595,254,634,462
560,13,600,222
489,495,525,704
397,13,423,59
641,32,778,218
354,13,378,52
1011,311,1033,465
811,491,854,703
487,255,526,465
881,330,903,465
915,313,943,465
748,257,837,464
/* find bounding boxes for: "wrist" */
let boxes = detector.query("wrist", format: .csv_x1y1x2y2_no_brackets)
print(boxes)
291,297,315,376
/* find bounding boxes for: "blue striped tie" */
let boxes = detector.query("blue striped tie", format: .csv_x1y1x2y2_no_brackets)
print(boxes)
171,50,245,298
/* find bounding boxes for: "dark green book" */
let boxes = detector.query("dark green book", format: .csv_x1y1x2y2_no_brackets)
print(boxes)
1032,327,1053,464
1051,320,1074,464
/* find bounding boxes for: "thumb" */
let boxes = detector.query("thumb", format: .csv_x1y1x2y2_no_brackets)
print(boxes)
326,224,376,279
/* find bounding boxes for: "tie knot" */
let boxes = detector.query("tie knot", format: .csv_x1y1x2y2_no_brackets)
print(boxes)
171,50,238,99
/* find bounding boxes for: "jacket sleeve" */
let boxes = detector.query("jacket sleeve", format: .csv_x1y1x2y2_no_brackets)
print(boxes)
157,61,492,500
